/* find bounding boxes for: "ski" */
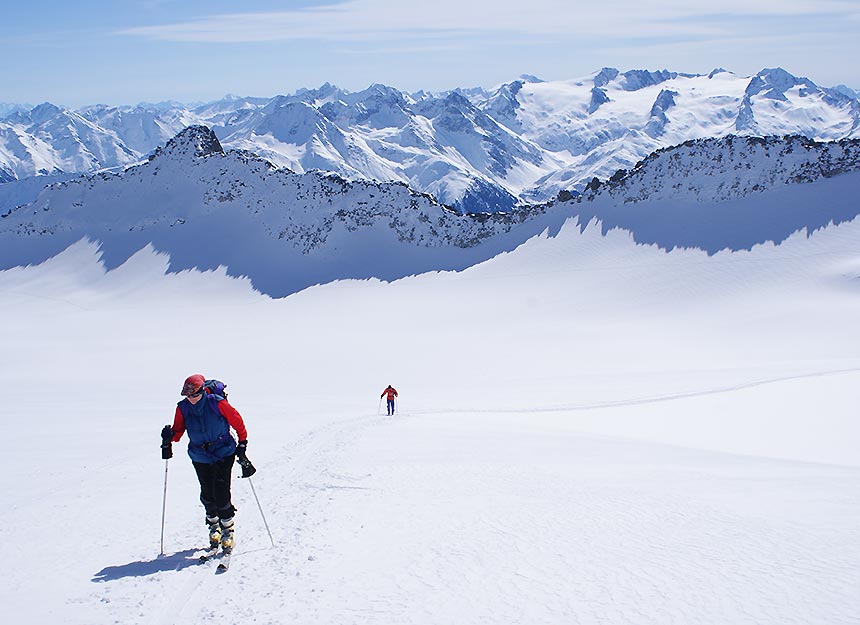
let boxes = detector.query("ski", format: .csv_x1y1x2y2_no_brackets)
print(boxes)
216,551,231,573
198,546,220,562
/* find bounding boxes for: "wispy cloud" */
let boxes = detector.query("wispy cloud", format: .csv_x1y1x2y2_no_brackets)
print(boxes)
117,0,860,43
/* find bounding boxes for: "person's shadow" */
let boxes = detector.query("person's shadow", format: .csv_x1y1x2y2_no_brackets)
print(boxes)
92,548,202,582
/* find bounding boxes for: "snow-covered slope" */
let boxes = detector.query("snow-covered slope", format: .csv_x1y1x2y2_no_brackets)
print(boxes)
2,67,858,210
510,68,860,201
566,135,860,252
0,103,139,181
76,103,192,155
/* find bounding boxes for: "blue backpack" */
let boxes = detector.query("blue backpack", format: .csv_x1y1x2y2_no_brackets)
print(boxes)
202,379,228,399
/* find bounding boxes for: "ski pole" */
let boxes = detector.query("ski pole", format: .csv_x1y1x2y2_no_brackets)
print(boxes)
247,477,276,548
377,396,383,415
159,459,169,556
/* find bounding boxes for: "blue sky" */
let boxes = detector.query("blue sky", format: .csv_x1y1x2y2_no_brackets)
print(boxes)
4,0,859,107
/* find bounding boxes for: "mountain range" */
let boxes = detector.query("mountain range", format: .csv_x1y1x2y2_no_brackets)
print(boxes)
2,125,858,297
2,67,858,213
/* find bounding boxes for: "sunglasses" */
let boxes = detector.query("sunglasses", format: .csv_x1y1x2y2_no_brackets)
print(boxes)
181,384,204,397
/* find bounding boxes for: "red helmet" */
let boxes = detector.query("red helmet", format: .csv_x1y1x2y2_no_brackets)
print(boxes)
181,374,206,397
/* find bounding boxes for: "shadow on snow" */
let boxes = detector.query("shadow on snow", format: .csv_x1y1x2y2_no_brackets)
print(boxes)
92,548,202,582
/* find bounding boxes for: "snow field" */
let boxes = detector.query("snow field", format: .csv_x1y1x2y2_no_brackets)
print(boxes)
2,213,859,624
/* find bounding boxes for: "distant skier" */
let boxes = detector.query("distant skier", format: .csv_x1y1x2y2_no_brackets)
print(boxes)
381,385,399,415
160,374,249,556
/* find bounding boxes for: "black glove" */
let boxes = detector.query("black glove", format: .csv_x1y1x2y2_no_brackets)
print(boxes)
236,439,248,460
235,440,254,476
161,425,174,459
238,455,257,478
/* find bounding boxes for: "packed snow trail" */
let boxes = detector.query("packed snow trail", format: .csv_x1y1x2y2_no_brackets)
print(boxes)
146,412,385,625
6,356,860,625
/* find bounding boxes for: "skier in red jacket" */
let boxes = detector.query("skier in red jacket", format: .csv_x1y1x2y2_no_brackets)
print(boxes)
381,385,398,415
160,374,250,556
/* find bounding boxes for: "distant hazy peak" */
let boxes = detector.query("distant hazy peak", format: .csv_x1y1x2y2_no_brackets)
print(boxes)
593,68,620,88
746,67,815,101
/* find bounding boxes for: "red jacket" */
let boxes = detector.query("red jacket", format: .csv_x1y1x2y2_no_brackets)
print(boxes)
381,386,398,401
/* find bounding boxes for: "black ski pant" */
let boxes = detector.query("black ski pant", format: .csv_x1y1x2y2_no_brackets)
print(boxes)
192,455,236,521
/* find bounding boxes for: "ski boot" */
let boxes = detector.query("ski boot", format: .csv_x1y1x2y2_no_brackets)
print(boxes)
219,516,234,554
199,516,222,561
214,517,235,572
207,516,222,548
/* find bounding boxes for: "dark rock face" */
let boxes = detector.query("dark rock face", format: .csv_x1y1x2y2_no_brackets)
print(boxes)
646,90,679,137
588,88,611,114
154,125,225,160
593,67,620,88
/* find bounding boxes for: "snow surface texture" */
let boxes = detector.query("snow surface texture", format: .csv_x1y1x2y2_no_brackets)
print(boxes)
2,200,859,624
2,127,860,297
2,67,859,210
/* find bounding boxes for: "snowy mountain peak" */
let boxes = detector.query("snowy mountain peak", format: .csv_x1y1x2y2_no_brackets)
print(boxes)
0,102,34,119
593,68,620,88
618,69,681,91
292,82,345,107
151,125,224,161
346,84,412,128
412,91,478,132
443,90,473,109
25,102,65,126
3,67,860,208
257,100,336,145
483,81,525,128
746,67,816,101
833,84,860,100
592,68,683,92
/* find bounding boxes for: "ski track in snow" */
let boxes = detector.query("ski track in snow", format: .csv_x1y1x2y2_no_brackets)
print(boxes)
13,391,860,625
148,412,387,625
123,409,859,625
410,366,860,415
